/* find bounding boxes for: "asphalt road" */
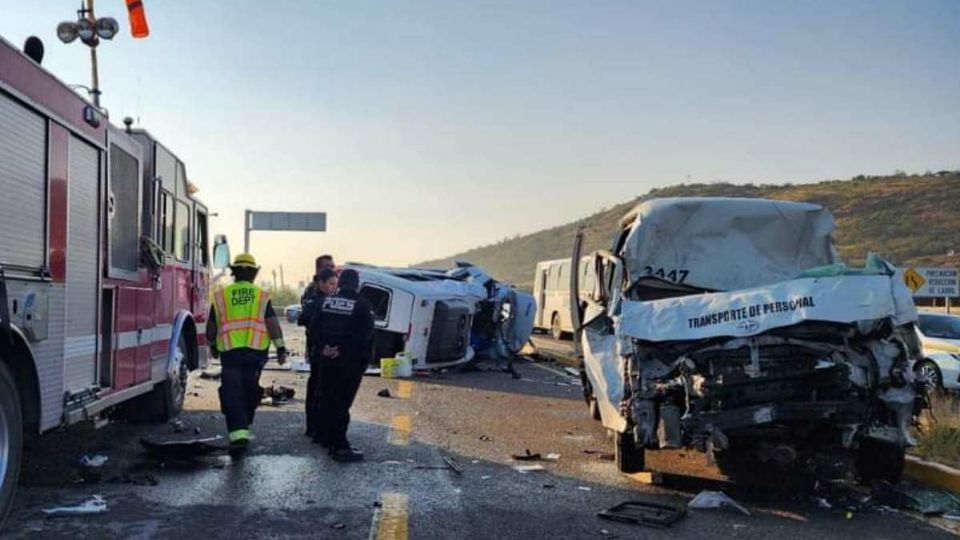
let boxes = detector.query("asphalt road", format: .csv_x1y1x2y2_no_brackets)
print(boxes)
1,325,956,539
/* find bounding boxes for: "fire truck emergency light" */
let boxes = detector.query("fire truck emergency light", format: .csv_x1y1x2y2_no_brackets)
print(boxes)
76,18,96,44
95,18,120,40
56,21,79,44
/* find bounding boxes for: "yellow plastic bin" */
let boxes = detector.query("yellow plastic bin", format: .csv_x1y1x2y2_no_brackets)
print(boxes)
380,357,398,378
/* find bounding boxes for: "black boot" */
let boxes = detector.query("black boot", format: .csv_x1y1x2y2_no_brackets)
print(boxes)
330,446,363,462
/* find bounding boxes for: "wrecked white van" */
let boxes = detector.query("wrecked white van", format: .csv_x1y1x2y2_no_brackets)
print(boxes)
573,198,927,482
347,263,536,372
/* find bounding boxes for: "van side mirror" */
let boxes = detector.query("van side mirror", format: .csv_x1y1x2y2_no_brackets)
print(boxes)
212,234,230,270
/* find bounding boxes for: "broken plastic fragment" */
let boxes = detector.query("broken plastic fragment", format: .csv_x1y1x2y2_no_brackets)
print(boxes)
513,465,545,473
689,490,751,516
79,454,108,468
42,495,107,517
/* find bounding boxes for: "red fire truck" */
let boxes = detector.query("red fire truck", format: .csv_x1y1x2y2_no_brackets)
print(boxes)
0,35,227,521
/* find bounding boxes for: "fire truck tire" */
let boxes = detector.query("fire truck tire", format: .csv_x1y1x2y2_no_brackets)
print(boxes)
0,361,24,527
615,430,645,473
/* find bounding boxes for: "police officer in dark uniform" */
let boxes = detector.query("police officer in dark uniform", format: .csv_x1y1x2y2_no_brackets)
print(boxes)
308,269,374,461
298,268,338,438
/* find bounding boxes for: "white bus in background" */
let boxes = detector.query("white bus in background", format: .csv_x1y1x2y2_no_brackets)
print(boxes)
533,257,595,339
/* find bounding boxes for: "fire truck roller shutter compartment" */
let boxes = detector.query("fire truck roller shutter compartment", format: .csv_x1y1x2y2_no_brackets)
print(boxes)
63,136,100,392
0,93,46,269
0,94,69,431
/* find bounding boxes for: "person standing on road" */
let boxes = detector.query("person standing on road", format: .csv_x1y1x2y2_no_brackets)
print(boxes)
298,255,337,436
206,253,287,451
299,255,336,313
308,269,374,461
300,268,338,439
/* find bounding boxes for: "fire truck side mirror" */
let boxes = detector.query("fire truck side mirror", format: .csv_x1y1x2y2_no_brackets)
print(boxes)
212,235,230,270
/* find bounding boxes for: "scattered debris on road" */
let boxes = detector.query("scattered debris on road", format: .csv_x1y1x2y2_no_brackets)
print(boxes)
689,491,751,516
79,454,108,468
513,464,546,473
42,496,108,517
140,436,227,461
199,367,222,380
443,456,465,475
414,457,464,475
510,449,561,462
870,481,960,516
290,359,311,373
597,500,687,528
377,388,392,398
512,449,542,461
261,385,295,406
106,473,159,486
563,367,579,377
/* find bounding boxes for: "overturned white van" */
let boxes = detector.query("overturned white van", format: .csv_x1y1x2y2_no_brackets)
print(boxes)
573,198,927,482
346,263,536,372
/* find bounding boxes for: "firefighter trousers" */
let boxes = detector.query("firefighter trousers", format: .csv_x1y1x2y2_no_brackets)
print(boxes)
317,355,367,450
218,349,268,439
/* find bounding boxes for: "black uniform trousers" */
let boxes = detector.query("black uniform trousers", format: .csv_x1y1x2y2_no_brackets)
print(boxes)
218,348,268,434
317,354,367,449
305,356,321,436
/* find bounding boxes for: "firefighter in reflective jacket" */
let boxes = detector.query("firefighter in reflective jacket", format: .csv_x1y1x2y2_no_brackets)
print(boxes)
308,269,374,461
206,253,287,449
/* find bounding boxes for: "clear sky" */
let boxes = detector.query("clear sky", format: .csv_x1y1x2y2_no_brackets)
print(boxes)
2,1,958,286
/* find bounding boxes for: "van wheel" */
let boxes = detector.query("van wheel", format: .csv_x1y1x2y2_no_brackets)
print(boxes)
615,431,645,473
856,439,905,484
120,334,189,423
0,361,23,525
550,313,563,340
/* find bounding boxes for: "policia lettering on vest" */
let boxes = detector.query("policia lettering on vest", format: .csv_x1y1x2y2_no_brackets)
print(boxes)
205,253,288,452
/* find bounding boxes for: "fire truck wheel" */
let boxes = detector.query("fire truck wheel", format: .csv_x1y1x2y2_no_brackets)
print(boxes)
154,333,190,421
0,361,23,526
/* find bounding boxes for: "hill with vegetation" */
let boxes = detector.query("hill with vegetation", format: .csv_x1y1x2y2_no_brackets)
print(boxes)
418,171,960,291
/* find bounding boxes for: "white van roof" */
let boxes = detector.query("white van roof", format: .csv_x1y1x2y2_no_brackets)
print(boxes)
620,197,837,292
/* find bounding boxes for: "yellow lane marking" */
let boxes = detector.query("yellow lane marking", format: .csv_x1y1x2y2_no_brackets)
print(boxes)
388,415,411,446
397,380,413,399
375,492,409,540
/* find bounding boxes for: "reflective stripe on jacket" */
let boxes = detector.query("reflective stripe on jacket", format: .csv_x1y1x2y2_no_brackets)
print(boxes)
213,282,271,351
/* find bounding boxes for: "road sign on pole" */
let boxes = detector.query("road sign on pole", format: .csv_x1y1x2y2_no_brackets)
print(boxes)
902,266,958,297
243,210,327,253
